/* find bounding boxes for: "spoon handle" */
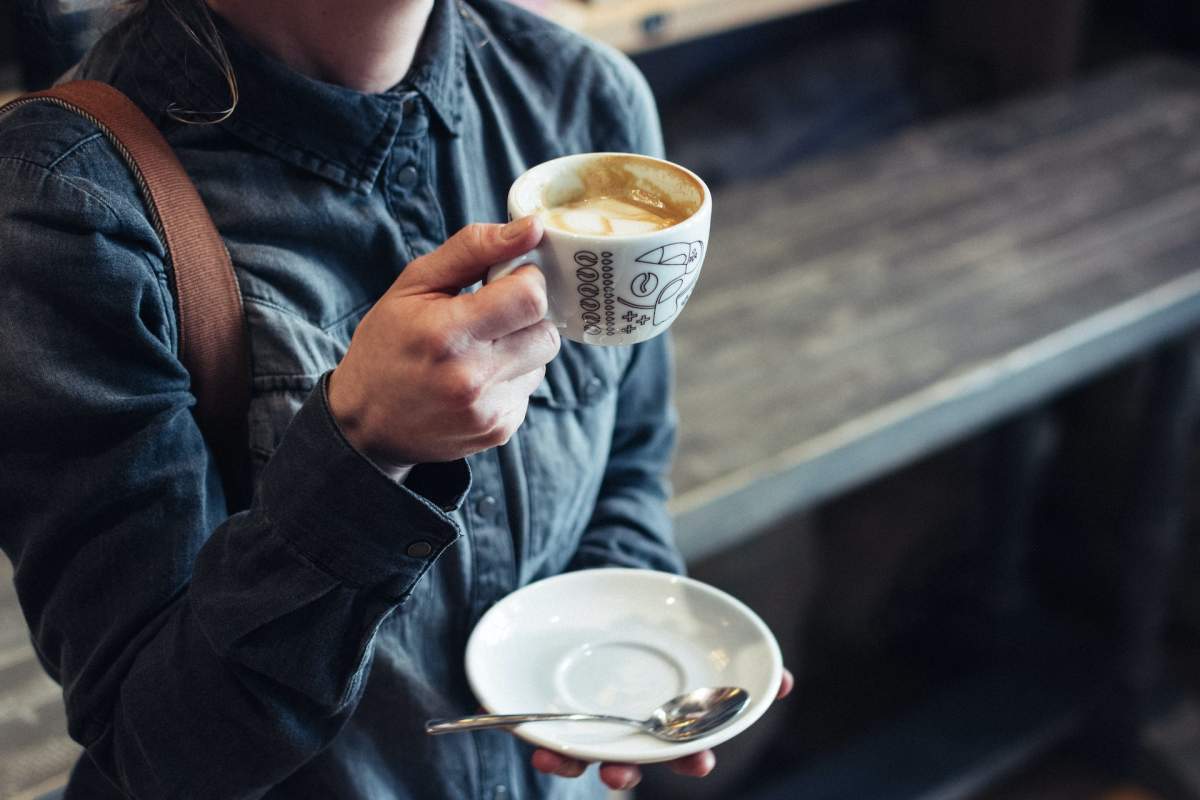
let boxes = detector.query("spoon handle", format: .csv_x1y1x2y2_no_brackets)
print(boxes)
426,711,642,735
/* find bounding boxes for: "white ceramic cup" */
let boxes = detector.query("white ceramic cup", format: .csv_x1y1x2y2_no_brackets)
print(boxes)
489,152,712,346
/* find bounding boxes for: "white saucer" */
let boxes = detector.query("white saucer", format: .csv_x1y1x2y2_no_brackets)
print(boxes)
465,568,783,764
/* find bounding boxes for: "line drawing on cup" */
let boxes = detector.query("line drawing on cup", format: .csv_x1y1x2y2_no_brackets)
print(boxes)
634,241,703,268
573,250,604,335
617,241,704,326
602,252,615,335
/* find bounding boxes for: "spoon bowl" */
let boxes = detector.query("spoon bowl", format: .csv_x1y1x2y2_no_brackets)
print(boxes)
425,686,751,743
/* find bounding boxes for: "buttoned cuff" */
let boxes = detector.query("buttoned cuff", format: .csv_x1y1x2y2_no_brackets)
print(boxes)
259,374,471,587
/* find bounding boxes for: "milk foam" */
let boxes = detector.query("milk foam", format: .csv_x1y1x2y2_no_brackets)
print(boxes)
541,197,678,236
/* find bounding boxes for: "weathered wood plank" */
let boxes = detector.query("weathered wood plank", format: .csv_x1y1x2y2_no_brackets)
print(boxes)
0,559,79,799
669,58,1200,559
539,0,855,54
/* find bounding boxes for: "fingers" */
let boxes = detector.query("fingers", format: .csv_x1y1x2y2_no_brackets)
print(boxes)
531,749,713,791
598,763,642,791
448,367,542,450
778,667,795,700
530,751,642,790
462,265,549,342
489,320,560,382
326,218,553,467
397,217,543,295
531,749,588,778
668,750,715,777
501,366,547,411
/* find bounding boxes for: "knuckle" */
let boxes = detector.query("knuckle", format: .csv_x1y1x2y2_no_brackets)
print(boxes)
475,406,505,435
456,391,502,432
441,367,485,408
492,423,518,448
420,325,464,361
488,407,526,447
513,279,548,322
538,321,561,358
456,223,493,260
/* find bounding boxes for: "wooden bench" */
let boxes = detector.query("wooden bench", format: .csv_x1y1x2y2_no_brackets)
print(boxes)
0,558,77,799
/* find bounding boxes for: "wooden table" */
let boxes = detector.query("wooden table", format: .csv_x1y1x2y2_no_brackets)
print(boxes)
669,56,1200,561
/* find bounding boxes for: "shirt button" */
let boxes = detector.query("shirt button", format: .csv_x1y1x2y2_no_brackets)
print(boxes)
475,495,498,518
395,164,419,190
400,112,428,136
583,375,603,399
406,540,434,558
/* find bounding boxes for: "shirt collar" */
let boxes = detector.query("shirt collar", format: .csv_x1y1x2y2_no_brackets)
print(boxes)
139,0,465,192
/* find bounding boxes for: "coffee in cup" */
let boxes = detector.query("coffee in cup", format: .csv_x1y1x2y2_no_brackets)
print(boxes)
538,156,696,236
490,152,711,346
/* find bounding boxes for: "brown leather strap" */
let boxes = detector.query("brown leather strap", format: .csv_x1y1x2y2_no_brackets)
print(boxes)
2,80,251,507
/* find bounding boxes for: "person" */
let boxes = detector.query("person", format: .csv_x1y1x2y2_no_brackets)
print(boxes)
0,0,791,797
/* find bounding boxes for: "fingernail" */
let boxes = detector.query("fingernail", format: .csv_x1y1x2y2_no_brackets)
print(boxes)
501,216,535,241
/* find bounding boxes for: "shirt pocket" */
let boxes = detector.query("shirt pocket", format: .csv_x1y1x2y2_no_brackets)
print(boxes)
247,375,318,482
518,342,630,575
242,300,359,484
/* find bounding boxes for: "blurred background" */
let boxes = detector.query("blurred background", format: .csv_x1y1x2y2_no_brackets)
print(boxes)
6,1,1200,798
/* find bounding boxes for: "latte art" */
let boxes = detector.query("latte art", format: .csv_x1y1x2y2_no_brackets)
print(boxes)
497,151,710,346
540,196,681,236
532,158,695,237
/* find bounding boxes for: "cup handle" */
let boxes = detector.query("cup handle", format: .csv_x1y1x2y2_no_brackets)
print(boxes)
486,247,543,284
485,248,565,328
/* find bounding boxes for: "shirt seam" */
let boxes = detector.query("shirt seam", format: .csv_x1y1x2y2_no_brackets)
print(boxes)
0,154,125,223
0,156,178,355
242,293,372,333
45,132,106,170
0,104,106,169
272,526,372,590
144,251,180,354
251,458,378,591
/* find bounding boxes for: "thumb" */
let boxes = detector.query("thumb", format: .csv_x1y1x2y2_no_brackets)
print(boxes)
395,217,543,295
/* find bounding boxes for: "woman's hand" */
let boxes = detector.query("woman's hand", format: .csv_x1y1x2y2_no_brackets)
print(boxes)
531,668,795,791
328,217,559,467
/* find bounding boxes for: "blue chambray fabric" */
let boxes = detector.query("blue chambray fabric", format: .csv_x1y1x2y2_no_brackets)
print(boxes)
0,1,683,797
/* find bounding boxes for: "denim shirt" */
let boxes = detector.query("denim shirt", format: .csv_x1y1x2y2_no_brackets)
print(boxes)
0,1,684,797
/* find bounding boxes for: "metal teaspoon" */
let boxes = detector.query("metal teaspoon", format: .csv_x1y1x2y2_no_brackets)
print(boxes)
425,686,750,743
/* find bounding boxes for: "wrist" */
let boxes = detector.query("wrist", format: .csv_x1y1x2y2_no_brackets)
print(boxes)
326,367,414,477
326,365,371,450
